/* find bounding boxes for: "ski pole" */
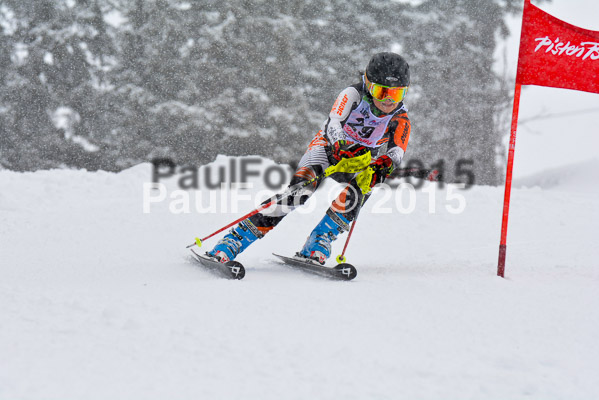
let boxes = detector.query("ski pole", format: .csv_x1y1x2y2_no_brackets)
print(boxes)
336,196,365,264
186,159,368,249
186,198,283,249
335,164,378,263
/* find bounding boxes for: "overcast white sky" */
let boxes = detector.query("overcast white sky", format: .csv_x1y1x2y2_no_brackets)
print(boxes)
498,0,599,177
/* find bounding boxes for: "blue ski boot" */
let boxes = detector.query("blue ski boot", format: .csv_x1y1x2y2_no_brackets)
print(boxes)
297,209,350,265
207,219,263,263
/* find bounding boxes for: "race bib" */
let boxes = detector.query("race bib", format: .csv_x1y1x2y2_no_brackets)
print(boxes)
342,100,393,148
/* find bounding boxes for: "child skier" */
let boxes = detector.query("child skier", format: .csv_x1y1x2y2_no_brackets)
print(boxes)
206,52,411,265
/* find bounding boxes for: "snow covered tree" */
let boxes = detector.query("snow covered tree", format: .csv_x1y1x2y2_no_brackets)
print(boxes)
1,0,525,184
0,0,117,170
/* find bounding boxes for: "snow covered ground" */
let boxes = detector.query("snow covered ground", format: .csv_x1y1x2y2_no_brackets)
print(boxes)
1,156,598,399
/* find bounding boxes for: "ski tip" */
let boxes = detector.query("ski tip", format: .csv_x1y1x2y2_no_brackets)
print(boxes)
334,263,357,280
225,261,245,280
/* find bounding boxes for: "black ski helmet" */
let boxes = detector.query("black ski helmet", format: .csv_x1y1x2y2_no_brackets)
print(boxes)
365,52,410,87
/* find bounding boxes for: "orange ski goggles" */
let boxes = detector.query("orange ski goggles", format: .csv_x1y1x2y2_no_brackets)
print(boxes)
365,75,408,103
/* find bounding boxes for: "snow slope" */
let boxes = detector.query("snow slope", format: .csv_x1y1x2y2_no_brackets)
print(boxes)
1,156,598,400
514,157,599,193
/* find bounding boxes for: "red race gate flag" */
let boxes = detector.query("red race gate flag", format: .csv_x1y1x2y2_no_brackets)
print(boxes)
498,1,599,277
516,0,599,93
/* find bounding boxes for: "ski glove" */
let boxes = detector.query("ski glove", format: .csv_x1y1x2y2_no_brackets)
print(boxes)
330,140,368,162
327,140,371,173
355,155,394,194
371,155,394,180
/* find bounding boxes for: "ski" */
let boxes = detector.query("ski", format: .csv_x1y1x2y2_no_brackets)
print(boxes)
272,253,357,281
190,248,245,280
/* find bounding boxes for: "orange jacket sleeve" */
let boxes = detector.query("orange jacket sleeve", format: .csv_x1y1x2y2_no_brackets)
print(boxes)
385,113,411,166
